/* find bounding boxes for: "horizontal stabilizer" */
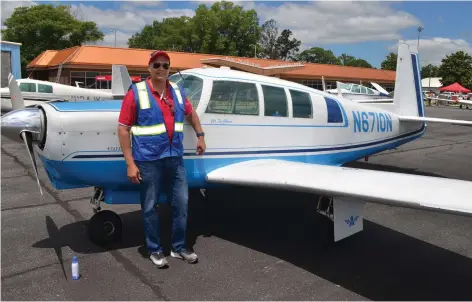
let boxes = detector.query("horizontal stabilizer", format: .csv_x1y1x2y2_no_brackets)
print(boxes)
206,159,472,217
399,116,472,127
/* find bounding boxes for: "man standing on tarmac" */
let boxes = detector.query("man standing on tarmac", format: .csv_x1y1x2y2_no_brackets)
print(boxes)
117,50,206,268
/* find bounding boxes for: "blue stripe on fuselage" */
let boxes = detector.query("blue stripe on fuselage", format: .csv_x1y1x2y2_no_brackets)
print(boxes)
38,125,425,205
70,124,425,159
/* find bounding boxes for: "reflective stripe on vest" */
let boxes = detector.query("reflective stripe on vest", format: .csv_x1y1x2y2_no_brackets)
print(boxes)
175,122,184,132
169,82,183,105
136,81,151,110
131,123,166,136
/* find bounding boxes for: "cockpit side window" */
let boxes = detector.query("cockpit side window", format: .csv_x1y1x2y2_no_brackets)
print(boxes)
168,73,204,108
19,82,36,92
205,80,259,115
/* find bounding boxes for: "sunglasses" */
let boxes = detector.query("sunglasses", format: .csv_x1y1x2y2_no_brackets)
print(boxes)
151,62,170,70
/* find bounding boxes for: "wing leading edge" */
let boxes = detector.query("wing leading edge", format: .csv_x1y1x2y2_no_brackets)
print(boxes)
206,159,472,217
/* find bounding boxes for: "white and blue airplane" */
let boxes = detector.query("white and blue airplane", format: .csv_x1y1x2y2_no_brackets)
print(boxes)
2,42,472,246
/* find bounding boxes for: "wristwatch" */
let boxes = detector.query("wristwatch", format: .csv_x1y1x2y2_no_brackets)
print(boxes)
196,132,205,137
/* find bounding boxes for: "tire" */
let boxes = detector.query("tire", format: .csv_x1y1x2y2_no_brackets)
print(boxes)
88,210,123,246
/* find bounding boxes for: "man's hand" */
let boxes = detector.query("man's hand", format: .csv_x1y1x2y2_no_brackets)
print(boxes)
127,163,142,184
196,136,206,155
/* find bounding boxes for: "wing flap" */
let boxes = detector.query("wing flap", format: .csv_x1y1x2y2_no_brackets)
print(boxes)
206,159,472,216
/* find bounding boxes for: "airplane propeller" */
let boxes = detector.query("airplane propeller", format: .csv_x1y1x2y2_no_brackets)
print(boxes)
2,74,45,196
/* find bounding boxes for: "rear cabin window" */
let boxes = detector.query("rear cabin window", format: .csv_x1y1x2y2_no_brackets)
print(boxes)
38,84,53,93
205,80,259,115
324,97,343,123
262,85,287,117
290,89,312,118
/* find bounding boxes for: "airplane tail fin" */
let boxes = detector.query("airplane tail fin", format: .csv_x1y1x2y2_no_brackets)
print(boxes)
111,65,132,99
8,73,25,110
391,41,425,117
392,41,472,127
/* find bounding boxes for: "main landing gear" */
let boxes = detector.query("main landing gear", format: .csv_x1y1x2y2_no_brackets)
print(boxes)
88,187,123,246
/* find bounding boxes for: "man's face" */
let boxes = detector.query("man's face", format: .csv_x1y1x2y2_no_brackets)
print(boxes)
148,55,170,81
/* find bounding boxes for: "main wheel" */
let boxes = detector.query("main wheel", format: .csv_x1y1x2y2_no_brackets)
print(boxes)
88,210,123,246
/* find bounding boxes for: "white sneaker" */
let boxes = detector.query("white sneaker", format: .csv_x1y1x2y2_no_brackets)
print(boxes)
150,252,169,268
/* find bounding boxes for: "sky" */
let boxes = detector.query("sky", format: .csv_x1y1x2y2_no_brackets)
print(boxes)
1,0,472,68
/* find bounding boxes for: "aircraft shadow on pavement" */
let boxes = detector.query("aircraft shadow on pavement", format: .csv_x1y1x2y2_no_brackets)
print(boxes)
32,162,472,301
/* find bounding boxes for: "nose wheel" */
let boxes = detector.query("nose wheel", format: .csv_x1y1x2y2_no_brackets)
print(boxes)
88,188,122,246
88,210,123,246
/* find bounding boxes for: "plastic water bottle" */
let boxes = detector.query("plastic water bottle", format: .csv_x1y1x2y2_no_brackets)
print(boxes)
71,256,80,280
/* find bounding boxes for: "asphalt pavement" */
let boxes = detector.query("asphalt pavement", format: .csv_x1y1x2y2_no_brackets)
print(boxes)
2,106,472,300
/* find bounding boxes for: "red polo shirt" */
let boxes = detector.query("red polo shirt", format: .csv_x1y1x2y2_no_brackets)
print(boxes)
118,78,193,140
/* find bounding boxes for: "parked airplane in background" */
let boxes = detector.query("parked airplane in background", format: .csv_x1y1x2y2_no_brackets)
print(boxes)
0,73,128,112
326,81,392,102
425,94,472,110
2,42,472,247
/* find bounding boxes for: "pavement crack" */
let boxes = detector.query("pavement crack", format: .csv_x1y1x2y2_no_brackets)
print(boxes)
1,146,167,300
1,197,88,212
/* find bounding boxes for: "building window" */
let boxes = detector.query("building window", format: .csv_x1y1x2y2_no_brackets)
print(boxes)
290,89,312,118
38,84,53,93
324,97,343,123
262,84,287,117
206,80,259,115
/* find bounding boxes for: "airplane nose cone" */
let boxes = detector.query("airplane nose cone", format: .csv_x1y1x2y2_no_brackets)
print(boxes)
1,108,43,143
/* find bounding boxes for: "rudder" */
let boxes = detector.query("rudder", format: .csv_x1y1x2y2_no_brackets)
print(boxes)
392,41,425,117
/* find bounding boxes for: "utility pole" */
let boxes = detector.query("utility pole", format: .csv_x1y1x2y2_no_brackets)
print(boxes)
110,30,116,47
417,26,423,52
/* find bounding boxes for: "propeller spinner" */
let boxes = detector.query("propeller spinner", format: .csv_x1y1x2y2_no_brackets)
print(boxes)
1,74,45,195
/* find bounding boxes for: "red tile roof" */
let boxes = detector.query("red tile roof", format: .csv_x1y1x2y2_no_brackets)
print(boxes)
27,45,396,82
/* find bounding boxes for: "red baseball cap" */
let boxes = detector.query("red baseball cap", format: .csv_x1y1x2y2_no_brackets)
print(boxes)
148,50,170,65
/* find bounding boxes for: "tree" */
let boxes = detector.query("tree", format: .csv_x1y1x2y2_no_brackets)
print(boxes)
257,19,279,59
338,53,373,68
421,64,439,78
1,4,104,75
293,47,341,65
381,52,397,70
437,51,472,89
256,19,301,60
275,29,301,61
129,1,261,57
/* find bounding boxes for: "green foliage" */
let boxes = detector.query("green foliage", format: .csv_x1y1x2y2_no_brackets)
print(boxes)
437,51,472,89
339,53,373,68
381,52,397,71
421,64,439,78
257,19,301,60
1,4,104,74
293,47,341,65
129,1,260,57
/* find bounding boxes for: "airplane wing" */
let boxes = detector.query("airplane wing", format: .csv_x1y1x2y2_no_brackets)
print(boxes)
206,159,472,216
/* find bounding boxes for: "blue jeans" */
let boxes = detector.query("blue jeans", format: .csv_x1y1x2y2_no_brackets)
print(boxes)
136,156,189,254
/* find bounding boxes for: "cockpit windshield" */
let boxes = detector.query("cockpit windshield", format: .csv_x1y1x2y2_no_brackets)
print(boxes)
338,83,352,90
168,73,204,108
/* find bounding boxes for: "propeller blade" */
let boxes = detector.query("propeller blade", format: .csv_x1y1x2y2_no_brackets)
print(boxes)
20,131,43,196
8,73,25,111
